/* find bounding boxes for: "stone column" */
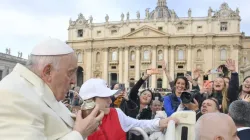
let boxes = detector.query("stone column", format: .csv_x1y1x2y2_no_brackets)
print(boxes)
119,47,123,83
85,48,92,80
151,45,157,89
163,45,169,88
170,45,175,79
102,48,109,82
205,45,214,80
187,45,192,71
232,45,239,72
124,47,129,88
135,46,141,81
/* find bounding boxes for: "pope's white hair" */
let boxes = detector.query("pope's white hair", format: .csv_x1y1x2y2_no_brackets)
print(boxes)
26,55,64,76
229,100,250,127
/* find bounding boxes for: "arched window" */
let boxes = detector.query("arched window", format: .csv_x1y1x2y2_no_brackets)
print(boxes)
129,78,135,87
197,49,202,59
112,51,117,61
157,78,163,88
130,51,135,61
77,52,82,63
158,50,163,61
144,50,150,60
158,9,163,18
178,50,184,60
96,52,100,62
220,48,227,60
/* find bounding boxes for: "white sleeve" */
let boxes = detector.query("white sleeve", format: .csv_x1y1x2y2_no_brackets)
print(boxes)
115,108,161,133
176,104,185,112
59,131,84,140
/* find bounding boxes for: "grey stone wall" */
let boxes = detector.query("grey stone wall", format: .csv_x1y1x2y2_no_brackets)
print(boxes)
0,52,27,80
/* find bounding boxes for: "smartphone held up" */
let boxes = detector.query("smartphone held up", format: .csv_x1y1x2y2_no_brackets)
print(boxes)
146,68,160,75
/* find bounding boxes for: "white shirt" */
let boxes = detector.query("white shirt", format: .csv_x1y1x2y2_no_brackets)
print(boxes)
115,108,161,133
237,127,250,132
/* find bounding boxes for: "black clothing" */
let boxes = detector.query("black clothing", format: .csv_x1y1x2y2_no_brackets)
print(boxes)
237,129,250,140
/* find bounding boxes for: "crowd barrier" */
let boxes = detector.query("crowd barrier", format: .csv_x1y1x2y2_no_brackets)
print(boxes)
129,111,196,140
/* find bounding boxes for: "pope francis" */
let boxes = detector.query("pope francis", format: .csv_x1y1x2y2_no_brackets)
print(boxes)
0,38,104,140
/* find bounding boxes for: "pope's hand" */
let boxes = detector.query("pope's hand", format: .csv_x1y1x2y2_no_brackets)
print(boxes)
73,104,104,137
159,117,179,129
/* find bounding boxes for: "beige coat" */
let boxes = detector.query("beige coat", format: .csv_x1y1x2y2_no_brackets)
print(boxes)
0,64,84,140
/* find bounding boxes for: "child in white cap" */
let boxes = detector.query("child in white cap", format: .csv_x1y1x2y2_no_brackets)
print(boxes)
79,78,179,140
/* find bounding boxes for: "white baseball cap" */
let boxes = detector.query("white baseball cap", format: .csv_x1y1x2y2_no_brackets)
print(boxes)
79,78,120,100
31,38,74,56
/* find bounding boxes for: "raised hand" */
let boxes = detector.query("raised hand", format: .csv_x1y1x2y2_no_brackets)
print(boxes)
183,99,199,111
142,69,152,80
162,60,168,71
73,104,104,137
185,74,192,82
193,69,201,80
225,59,236,73
159,117,179,128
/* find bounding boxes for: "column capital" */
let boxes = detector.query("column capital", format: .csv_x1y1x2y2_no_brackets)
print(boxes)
101,48,108,52
124,47,129,51
232,44,241,50
163,45,170,49
119,47,124,51
204,44,215,49
151,45,157,49
85,48,93,52
135,45,141,50
170,45,175,49
187,45,193,49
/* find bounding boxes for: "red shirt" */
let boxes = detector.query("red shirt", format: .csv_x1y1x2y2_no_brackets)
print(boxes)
88,108,126,140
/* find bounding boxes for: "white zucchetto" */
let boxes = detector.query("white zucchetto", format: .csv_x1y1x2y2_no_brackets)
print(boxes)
31,38,74,56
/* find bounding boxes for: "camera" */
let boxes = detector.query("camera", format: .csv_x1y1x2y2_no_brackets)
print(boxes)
180,89,200,104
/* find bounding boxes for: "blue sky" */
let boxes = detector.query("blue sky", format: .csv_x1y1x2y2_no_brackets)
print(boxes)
0,0,249,59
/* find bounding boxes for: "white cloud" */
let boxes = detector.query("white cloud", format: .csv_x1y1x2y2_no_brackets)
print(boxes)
0,0,249,59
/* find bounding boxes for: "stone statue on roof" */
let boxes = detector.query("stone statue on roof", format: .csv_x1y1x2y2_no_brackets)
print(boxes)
188,8,192,18
121,13,124,21
137,11,140,19
105,14,109,22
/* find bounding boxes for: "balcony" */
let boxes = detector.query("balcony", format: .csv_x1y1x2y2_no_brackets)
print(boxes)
141,60,151,64
109,60,119,65
176,60,186,64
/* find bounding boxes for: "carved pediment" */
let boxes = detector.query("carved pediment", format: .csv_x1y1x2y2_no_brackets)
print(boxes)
213,2,240,20
69,13,89,28
123,25,167,38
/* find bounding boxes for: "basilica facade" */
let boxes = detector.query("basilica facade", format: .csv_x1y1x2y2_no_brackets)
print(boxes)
67,0,249,89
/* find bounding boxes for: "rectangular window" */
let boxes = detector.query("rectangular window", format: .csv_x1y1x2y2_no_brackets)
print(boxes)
130,65,135,69
178,26,184,31
111,66,116,69
77,29,83,37
197,26,202,32
158,65,162,69
111,29,117,35
131,28,135,32
178,65,184,69
97,30,101,36
158,27,163,31
220,22,228,31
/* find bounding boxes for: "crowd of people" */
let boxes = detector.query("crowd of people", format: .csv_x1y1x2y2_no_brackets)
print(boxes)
0,38,249,140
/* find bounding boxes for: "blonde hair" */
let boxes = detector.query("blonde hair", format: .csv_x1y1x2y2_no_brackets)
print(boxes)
216,77,228,113
221,84,228,113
